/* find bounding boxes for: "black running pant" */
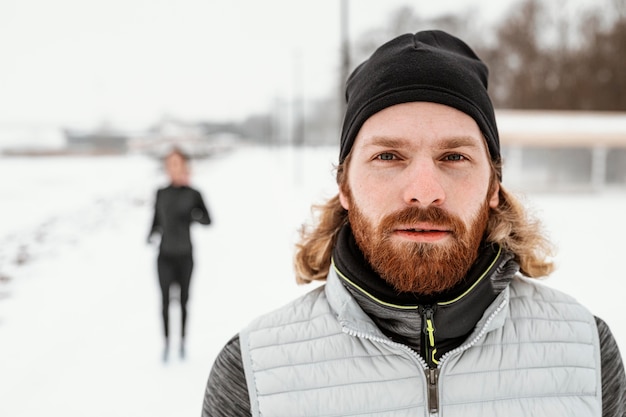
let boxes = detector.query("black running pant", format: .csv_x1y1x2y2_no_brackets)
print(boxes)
157,253,193,340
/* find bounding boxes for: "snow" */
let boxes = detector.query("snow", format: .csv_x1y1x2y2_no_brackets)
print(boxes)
0,145,624,416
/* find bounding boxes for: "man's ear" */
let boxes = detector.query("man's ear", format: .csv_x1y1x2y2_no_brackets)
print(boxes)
339,188,350,210
488,181,500,209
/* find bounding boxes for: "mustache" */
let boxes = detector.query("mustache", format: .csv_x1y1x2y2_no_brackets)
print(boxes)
379,206,464,234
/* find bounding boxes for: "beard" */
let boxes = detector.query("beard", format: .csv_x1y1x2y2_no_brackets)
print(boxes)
347,190,491,295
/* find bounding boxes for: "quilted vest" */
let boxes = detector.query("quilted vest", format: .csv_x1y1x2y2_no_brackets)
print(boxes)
240,269,602,416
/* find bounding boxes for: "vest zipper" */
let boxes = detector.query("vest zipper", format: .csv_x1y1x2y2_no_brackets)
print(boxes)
343,297,508,415
342,327,427,366
426,368,440,413
342,327,439,413
421,305,440,414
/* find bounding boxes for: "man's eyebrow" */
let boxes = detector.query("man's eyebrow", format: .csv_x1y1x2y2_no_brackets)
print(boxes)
364,136,412,148
436,136,482,149
364,136,483,149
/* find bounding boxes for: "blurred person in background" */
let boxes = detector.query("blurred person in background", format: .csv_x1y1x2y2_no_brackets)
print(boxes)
201,30,625,415
148,146,211,362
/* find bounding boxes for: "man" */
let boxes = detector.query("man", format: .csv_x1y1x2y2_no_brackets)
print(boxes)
148,147,211,361
201,30,625,416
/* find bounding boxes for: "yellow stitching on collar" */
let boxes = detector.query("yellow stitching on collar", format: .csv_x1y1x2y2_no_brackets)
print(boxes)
332,244,502,308
437,245,502,306
332,259,418,310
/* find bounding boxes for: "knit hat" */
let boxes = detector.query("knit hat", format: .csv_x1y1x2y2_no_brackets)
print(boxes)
339,30,500,170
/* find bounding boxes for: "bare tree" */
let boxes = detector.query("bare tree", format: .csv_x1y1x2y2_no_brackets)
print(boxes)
485,0,626,110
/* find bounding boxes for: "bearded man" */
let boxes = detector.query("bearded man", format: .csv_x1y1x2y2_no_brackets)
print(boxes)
201,30,625,416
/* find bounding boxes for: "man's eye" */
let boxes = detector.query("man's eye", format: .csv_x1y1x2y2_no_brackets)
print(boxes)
444,154,465,161
377,153,395,161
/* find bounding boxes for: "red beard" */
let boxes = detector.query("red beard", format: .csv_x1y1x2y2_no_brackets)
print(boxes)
347,192,491,295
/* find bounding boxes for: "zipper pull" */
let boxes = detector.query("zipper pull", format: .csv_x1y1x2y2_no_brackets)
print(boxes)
426,368,440,413
422,306,439,367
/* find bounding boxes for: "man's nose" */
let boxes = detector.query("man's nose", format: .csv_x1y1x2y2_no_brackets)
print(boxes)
402,160,445,207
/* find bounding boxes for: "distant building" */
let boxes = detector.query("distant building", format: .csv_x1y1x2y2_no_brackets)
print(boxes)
497,110,626,191
127,117,241,158
63,126,128,154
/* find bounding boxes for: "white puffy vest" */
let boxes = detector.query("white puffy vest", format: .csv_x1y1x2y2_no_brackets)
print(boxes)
240,269,602,416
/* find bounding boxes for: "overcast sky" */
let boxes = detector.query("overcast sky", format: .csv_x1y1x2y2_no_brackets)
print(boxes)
0,0,602,133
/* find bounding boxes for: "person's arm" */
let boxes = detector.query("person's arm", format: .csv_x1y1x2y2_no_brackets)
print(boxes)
202,335,251,417
192,190,211,225
596,316,626,417
148,190,162,242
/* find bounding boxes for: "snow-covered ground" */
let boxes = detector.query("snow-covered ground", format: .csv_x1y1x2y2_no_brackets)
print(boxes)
0,145,624,417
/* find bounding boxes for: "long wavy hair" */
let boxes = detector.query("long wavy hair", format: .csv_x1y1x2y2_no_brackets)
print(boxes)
294,154,555,284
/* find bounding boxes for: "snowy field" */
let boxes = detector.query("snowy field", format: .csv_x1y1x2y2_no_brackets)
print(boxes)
0,145,625,417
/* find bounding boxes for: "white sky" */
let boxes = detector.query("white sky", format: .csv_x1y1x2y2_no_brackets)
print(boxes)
0,0,604,132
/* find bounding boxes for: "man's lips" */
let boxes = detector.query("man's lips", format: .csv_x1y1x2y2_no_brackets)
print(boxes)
400,228,448,232
395,223,451,233
392,224,452,242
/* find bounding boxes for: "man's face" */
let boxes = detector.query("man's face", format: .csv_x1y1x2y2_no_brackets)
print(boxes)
165,153,189,186
339,102,500,294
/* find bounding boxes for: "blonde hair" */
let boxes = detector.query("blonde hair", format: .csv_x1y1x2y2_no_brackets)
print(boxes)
294,158,554,284
485,186,555,277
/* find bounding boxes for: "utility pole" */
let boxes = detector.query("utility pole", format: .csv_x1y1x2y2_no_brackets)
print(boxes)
339,0,350,119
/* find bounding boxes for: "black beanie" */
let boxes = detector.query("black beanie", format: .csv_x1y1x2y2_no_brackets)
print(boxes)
339,30,500,169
